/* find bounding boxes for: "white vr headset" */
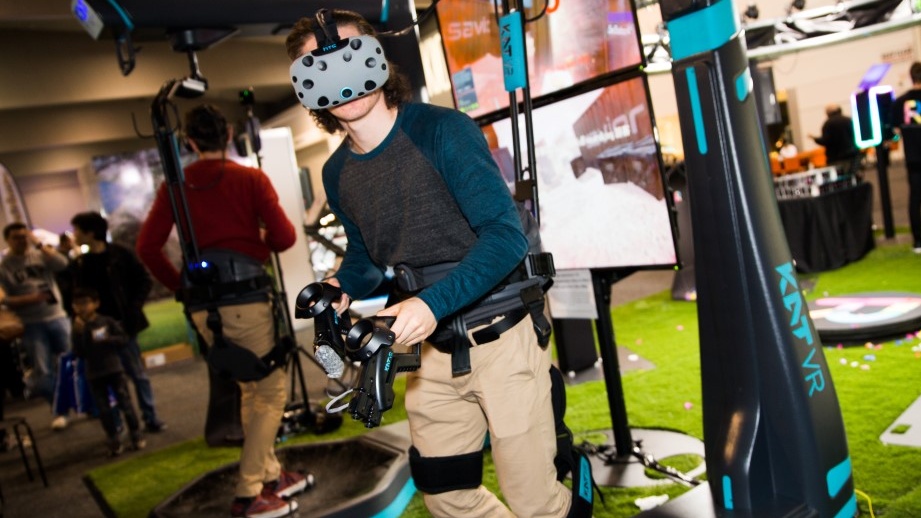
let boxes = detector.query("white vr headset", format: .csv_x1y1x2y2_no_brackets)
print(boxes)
290,33,390,110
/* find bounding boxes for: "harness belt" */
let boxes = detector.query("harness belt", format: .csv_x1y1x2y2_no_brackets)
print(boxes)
176,249,291,382
394,253,554,376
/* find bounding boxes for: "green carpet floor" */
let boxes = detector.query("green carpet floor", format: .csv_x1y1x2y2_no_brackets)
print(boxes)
91,239,921,517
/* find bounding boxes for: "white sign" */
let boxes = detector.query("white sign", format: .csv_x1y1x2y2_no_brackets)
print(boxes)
547,269,598,320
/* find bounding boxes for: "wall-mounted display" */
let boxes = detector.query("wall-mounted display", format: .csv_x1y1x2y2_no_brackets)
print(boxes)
482,75,677,270
437,0,642,120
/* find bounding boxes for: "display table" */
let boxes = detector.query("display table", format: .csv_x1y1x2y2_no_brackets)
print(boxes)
776,182,874,273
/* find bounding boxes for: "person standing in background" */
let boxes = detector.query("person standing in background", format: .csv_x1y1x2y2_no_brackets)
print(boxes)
891,62,921,253
0,222,72,430
71,286,146,456
810,103,861,175
69,211,167,433
137,104,309,518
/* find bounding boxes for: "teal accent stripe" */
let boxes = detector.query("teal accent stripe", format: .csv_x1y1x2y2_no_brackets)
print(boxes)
667,0,738,61
370,478,417,518
722,475,734,510
106,0,134,31
834,493,858,518
578,455,593,502
736,68,752,102
686,67,708,155
826,456,852,498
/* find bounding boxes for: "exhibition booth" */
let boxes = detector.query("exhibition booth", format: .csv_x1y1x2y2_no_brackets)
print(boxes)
3,1,921,518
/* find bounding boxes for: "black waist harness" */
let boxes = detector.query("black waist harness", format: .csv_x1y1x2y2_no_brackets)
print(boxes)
393,252,554,376
176,249,291,381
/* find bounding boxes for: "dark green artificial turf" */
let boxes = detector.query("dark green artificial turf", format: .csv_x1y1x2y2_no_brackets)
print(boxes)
137,299,195,354
90,240,921,517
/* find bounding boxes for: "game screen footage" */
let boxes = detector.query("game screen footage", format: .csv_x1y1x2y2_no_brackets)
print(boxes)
437,0,642,120
483,76,677,270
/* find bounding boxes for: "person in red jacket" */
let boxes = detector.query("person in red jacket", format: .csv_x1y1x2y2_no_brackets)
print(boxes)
137,104,309,518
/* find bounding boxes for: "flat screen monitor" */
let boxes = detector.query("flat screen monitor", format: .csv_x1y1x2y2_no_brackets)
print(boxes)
482,75,677,270
437,0,643,120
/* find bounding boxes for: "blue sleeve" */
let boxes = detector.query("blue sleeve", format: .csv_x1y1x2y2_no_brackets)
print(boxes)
322,147,386,299
405,106,528,320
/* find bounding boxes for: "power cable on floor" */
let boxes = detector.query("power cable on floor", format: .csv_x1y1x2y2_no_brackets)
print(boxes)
855,488,875,518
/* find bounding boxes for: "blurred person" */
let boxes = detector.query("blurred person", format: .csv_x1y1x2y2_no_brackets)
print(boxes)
810,103,860,174
71,287,145,456
285,9,591,518
136,104,309,518
70,211,166,432
0,285,26,451
55,231,78,318
890,62,921,253
0,222,71,430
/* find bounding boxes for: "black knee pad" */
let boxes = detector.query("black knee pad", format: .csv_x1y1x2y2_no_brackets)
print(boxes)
408,445,483,495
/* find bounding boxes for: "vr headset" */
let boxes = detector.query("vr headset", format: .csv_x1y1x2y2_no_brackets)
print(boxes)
289,9,390,110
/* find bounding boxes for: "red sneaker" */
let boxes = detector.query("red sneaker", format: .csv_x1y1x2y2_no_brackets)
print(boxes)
229,493,296,518
262,470,314,500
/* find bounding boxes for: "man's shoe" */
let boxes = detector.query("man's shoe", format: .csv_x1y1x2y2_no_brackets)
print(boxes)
145,421,168,433
131,432,147,451
107,441,124,457
263,470,314,500
913,243,921,254
50,415,68,431
230,494,297,518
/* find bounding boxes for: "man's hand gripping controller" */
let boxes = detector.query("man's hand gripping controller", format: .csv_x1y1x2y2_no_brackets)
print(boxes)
294,282,350,378
345,317,421,428
295,282,421,428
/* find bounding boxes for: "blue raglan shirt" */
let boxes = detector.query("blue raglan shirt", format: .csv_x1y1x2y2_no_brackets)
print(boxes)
322,103,528,321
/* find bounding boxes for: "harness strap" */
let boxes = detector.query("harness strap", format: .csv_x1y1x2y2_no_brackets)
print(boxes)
178,275,273,305
471,307,528,345
448,314,471,376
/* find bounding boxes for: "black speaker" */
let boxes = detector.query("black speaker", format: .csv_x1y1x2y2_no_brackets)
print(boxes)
552,318,598,374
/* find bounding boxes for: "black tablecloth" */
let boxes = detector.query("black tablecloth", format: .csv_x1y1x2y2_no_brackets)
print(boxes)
777,182,875,273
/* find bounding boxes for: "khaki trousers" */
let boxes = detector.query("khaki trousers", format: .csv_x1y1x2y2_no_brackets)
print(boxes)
192,302,287,498
405,314,571,518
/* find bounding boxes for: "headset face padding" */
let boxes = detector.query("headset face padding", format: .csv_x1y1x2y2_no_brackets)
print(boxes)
290,34,390,110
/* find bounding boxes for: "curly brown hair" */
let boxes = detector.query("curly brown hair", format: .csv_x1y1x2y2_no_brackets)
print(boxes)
285,9,412,134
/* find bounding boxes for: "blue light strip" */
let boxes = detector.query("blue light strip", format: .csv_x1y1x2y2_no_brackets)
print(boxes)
826,456,851,498
852,86,894,149
106,0,134,31
686,67,709,155
834,493,858,518
667,0,738,61
736,68,752,102
722,475,734,510
381,0,390,23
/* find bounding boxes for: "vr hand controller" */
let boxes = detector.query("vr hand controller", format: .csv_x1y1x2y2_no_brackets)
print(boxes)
295,282,350,378
346,317,421,428
294,283,421,428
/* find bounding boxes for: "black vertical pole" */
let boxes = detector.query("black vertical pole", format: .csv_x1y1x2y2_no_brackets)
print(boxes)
876,143,895,238
591,269,632,457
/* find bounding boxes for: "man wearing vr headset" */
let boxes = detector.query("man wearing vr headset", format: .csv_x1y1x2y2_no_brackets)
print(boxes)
136,105,310,518
286,10,582,518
